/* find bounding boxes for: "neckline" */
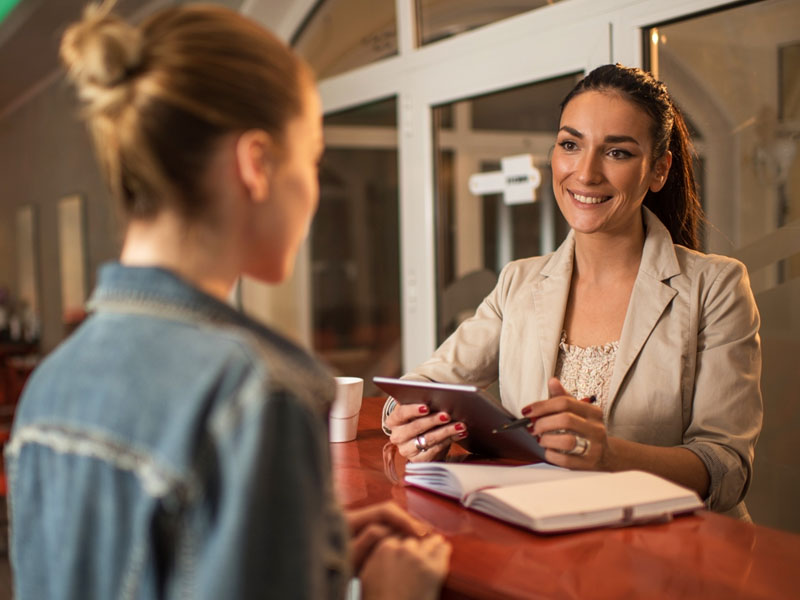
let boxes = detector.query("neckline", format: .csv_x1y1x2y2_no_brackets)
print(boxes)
560,330,619,353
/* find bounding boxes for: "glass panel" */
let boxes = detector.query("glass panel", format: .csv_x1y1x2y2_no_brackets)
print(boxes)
433,74,579,343
57,194,88,326
312,98,401,395
648,0,800,533
14,205,40,343
417,0,568,46
292,0,397,79
323,97,397,127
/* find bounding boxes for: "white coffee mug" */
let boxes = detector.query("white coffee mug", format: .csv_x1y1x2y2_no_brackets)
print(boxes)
329,376,364,442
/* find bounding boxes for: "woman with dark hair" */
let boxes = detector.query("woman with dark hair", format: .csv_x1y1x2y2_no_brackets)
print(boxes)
384,64,762,521
6,2,450,599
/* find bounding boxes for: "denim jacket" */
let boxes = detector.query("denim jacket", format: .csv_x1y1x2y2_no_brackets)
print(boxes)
6,263,350,599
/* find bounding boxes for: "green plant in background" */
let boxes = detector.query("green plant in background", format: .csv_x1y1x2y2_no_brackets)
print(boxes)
0,0,23,24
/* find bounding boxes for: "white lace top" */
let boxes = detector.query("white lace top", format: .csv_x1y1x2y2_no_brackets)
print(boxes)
554,331,619,410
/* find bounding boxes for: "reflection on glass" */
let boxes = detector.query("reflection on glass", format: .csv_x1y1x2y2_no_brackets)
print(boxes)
12,205,40,344
433,74,578,342
15,206,38,319
417,0,565,45
57,194,88,323
292,0,397,79
312,98,401,395
648,0,800,533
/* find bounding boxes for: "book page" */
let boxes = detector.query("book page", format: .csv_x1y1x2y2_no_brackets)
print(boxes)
404,462,596,500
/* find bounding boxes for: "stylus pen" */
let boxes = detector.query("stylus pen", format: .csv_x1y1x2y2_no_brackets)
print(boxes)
492,395,597,434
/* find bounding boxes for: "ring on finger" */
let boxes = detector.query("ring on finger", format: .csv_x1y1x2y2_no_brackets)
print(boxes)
566,434,590,457
414,434,429,453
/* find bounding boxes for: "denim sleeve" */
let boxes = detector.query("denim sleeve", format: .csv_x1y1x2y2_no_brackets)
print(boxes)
173,374,350,599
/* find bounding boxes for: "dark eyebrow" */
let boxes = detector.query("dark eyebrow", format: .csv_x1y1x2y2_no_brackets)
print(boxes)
604,135,640,145
558,126,641,146
559,126,583,138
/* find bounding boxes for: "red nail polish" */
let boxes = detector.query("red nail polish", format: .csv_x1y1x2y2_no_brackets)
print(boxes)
419,405,429,414
439,413,449,422
454,423,465,432
521,406,532,415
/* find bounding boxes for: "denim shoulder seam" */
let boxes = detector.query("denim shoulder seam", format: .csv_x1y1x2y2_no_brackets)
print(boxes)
93,296,334,431
208,326,340,445
89,295,227,328
7,423,195,501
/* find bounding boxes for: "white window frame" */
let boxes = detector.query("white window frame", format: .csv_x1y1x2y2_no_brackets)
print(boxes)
245,0,749,371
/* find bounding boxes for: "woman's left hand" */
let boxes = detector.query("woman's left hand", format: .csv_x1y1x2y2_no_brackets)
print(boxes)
520,377,609,470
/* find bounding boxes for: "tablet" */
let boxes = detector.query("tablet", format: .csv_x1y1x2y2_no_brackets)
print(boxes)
373,376,545,463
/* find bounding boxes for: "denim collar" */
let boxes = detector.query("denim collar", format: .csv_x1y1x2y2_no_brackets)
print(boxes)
87,263,322,378
87,262,336,410
89,262,246,326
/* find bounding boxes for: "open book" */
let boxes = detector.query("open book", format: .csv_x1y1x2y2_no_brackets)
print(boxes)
404,462,703,533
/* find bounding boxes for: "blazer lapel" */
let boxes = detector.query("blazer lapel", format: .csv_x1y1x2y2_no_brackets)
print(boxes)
606,209,681,413
532,232,575,388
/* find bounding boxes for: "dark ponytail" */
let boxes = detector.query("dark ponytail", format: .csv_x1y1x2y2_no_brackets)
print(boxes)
560,64,703,250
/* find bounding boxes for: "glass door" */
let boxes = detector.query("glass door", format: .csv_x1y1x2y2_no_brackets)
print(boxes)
312,98,402,395
399,2,612,368
432,74,578,341
646,0,800,532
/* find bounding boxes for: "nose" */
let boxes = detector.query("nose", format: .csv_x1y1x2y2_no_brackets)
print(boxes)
576,151,603,185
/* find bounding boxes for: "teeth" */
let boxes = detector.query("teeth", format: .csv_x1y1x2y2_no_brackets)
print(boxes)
573,193,609,205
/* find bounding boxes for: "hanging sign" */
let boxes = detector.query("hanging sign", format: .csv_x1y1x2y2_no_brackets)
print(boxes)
468,153,541,205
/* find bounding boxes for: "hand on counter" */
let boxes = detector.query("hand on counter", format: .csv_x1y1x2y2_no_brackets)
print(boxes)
347,501,451,600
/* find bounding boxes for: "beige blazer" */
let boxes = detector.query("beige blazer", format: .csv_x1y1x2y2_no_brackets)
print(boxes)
407,209,762,517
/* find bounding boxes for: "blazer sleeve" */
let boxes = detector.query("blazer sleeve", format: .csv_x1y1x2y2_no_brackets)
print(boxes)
681,259,763,513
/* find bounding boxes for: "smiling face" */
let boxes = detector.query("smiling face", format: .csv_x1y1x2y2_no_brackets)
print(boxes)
551,90,671,239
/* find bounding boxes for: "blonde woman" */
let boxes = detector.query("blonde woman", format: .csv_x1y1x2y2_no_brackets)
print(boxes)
6,3,449,599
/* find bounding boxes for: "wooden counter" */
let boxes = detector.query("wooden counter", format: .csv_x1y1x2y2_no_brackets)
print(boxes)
330,397,800,599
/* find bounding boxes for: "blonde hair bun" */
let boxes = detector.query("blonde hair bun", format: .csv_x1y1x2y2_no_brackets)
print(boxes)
60,2,307,219
60,2,143,108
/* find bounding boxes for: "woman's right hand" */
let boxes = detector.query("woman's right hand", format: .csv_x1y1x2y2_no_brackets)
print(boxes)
385,402,467,461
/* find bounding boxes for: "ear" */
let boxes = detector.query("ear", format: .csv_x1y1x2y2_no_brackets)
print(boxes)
649,150,673,193
235,129,276,203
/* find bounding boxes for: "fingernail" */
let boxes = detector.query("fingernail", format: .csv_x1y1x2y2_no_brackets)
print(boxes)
521,406,532,415
418,405,429,414
454,423,465,432
438,413,449,422
526,424,535,433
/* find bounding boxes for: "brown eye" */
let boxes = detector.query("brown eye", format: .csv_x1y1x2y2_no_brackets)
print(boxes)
608,149,633,159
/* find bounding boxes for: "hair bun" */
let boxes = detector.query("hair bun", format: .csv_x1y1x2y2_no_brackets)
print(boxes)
60,2,143,98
